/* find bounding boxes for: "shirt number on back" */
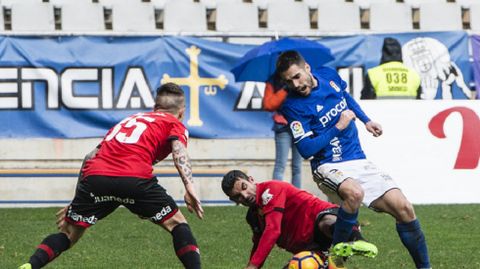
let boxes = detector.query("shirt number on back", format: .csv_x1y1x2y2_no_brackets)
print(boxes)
105,114,156,144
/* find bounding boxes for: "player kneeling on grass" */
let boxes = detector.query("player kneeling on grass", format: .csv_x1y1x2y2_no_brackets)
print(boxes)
221,170,377,269
19,83,204,269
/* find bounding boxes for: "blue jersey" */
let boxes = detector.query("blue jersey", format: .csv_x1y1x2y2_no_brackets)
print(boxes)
280,67,371,170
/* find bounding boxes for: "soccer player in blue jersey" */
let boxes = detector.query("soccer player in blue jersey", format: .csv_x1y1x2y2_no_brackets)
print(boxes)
275,50,431,269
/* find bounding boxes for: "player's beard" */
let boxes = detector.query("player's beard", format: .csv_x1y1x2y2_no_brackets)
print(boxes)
297,74,315,96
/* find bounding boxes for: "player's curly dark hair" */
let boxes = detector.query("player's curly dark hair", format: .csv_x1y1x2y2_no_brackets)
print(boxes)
221,170,248,195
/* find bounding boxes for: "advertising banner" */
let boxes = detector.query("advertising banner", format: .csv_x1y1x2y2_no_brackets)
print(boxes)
0,32,473,138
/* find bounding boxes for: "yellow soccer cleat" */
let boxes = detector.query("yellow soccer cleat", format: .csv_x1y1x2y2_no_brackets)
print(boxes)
18,263,32,269
331,240,378,258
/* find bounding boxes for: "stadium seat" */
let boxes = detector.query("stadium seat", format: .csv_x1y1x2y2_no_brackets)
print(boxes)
215,2,269,44
403,0,447,8
150,0,176,9
317,2,361,32
111,1,156,32
98,0,141,8
302,0,345,9
353,0,396,9
0,9,4,31
199,0,242,9
216,2,259,32
456,0,479,8
267,1,311,32
49,0,93,8
469,4,480,31
61,2,105,32
369,3,413,31
163,1,208,32
11,2,55,32
419,3,463,31
0,0,43,8
252,0,294,9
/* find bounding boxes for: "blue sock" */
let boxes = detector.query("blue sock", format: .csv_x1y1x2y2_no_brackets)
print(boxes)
332,207,358,245
396,219,431,269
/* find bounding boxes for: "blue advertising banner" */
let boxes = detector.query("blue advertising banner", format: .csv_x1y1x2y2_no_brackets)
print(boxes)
0,32,473,138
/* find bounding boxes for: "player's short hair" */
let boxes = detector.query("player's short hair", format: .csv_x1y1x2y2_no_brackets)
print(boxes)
154,82,185,114
221,170,248,196
275,50,306,76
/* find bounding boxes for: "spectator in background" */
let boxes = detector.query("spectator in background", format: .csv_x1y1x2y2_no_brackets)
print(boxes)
263,75,302,188
361,37,421,100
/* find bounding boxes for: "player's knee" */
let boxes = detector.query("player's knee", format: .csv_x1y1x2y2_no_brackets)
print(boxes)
60,225,85,246
342,185,364,207
318,215,336,238
161,211,187,232
396,201,416,222
339,179,364,205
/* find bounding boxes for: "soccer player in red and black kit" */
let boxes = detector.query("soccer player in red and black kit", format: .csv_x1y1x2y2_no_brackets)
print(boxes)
221,170,368,269
19,83,204,269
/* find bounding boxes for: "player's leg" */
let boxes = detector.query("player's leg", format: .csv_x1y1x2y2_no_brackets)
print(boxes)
273,128,290,180
290,136,303,188
161,212,201,269
127,177,200,269
21,222,86,269
314,207,376,263
315,164,364,246
20,175,120,269
371,189,431,269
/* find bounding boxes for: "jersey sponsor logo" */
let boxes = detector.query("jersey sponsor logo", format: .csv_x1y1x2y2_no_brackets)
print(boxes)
319,97,347,127
316,105,323,112
151,205,173,222
330,80,341,92
290,121,305,138
261,188,273,206
330,137,343,162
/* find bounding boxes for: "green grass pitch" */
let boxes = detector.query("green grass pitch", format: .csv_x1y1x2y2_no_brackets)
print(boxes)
1,204,479,268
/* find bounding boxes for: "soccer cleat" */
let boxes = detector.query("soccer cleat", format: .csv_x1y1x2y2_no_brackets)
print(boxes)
331,240,378,258
327,255,347,269
18,263,32,269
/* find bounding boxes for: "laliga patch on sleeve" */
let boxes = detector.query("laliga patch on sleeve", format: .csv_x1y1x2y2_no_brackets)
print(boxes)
290,121,305,138
329,80,341,92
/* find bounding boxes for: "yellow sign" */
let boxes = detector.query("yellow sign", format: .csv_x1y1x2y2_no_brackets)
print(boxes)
161,46,228,126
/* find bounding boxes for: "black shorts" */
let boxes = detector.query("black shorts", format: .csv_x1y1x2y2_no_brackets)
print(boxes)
65,175,178,228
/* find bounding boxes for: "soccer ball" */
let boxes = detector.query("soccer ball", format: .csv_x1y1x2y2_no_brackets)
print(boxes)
288,251,324,269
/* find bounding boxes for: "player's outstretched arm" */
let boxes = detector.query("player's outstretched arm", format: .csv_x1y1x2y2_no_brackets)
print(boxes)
171,140,204,220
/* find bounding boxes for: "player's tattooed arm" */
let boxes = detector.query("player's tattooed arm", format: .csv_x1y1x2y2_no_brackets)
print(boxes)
172,140,193,185
171,140,204,219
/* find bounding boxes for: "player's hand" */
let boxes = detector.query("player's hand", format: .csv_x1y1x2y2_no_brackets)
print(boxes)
184,184,204,220
366,121,383,137
56,206,68,230
335,110,356,131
